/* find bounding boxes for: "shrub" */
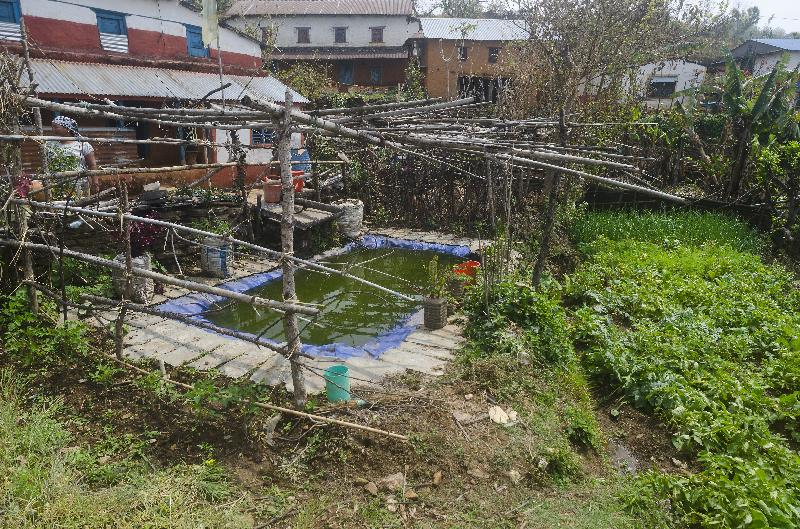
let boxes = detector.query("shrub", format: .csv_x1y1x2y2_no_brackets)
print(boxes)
463,279,573,365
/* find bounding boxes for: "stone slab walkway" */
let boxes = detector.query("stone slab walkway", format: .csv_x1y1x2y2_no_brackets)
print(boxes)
101,231,481,393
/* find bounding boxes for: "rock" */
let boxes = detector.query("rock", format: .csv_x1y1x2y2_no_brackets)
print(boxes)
386,497,399,513
507,409,518,422
433,470,443,486
364,482,378,496
464,393,474,401
488,405,510,424
377,472,405,491
508,469,522,485
468,468,490,480
263,413,281,447
404,489,419,500
671,457,688,469
452,410,473,424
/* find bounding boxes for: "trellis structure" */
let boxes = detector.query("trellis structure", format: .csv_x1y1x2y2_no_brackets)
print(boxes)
0,48,687,438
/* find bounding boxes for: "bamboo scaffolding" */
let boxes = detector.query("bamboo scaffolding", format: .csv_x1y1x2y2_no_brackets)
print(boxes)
0,239,319,315
10,198,417,301
78,293,297,357
312,97,442,116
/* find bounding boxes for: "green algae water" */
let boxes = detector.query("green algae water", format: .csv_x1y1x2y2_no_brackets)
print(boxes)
205,248,464,347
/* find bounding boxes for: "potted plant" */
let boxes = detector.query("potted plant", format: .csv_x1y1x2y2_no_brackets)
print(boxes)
113,213,164,304
422,255,448,330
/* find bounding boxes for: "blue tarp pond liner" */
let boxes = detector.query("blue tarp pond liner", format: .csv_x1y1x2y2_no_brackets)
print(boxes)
156,235,473,359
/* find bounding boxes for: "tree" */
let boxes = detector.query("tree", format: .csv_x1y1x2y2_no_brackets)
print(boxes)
431,0,483,18
512,0,728,116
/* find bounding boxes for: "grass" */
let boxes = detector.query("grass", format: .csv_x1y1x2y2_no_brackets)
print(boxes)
0,370,255,528
457,272,669,527
567,211,800,528
570,209,765,254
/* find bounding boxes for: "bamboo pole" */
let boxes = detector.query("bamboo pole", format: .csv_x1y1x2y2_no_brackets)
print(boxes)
0,239,319,315
312,97,442,116
278,91,307,408
105,350,408,441
11,199,417,301
114,182,133,359
11,45,37,314
491,153,688,204
21,96,279,131
334,97,476,122
23,284,406,439
532,109,567,286
35,159,343,183
79,292,296,357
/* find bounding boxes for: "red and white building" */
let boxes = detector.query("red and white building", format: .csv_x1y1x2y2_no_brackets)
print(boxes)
1,0,306,184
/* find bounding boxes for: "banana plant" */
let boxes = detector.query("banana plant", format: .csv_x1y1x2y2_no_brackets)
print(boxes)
721,60,799,198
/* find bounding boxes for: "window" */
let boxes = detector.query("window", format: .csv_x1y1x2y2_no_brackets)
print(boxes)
648,79,677,98
296,27,310,43
186,25,208,57
488,47,500,64
334,27,347,43
370,26,384,43
95,9,128,53
96,10,126,35
458,46,468,61
252,128,276,145
0,0,21,23
370,66,382,85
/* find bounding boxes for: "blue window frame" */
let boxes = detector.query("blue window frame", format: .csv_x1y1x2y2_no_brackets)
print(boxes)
0,0,21,24
95,10,127,35
186,24,208,58
252,128,276,145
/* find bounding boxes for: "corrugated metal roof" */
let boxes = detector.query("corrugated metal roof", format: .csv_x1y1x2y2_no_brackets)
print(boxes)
275,46,408,59
227,0,413,16
752,39,800,52
420,18,528,41
25,59,308,103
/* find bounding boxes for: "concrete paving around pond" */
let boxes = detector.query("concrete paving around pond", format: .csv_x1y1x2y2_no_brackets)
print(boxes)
104,230,483,393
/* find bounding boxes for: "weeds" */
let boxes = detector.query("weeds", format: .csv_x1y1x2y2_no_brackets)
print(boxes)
0,369,254,528
568,211,800,527
570,209,764,254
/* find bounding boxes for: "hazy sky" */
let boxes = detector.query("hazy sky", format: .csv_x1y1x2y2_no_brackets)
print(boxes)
417,0,800,33
743,0,800,33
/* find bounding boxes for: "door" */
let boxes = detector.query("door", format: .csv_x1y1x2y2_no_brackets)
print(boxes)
338,61,354,85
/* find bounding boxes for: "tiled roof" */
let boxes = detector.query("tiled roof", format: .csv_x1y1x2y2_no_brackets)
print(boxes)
419,18,528,41
227,0,414,16
25,59,308,103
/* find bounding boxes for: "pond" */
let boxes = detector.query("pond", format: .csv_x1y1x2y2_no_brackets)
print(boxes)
204,247,465,351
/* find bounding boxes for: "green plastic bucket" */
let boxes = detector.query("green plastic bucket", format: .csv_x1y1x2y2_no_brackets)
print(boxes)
324,364,351,402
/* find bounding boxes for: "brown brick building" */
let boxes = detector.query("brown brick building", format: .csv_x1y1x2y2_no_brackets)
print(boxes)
414,18,527,101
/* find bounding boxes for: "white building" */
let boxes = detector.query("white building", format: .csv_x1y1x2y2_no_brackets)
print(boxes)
637,60,706,109
225,0,420,87
731,39,800,76
2,0,306,176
